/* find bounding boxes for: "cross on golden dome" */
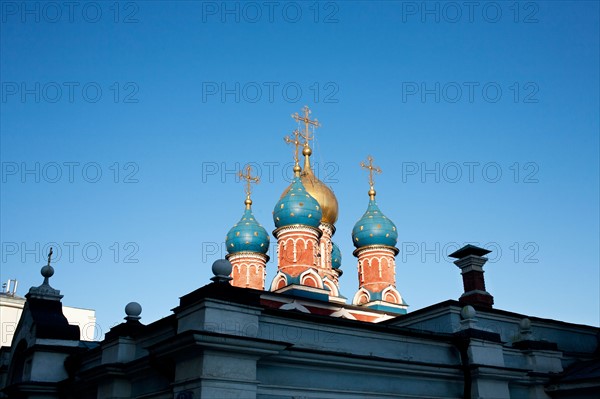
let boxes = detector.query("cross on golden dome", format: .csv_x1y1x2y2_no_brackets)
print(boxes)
292,106,320,147
360,155,382,200
239,165,260,208
284,129,302,176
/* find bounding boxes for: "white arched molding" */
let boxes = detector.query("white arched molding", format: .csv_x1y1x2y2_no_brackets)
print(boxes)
323,277,339,297
382,285,402,304
299,268,323,289
270,271,288,291
352,287,371,306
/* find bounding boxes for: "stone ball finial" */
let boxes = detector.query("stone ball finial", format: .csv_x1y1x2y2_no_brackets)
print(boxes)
518,317,533,341
41,265,54,279
460,305,477,320
125,302,142,321
212,259,232,277
211,259,233,284
519,318,532,331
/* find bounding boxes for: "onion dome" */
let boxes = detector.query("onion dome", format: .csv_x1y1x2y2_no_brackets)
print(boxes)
352,198,398,248
226,206,270,254
352,156,398,249
273,177,322,228
300,153,339,225
331,242,342,269
226,166,269,255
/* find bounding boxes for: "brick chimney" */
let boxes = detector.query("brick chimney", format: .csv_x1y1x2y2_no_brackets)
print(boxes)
449,244,494,308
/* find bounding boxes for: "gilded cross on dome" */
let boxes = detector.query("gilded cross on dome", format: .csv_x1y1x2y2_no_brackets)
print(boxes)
292,106,320,147
284,129,302,176
360,155,382,200
239,165,260,209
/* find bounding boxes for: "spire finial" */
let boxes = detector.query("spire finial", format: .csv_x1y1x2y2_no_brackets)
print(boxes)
284,129,303,176
47,247,53,266
360,155,382,200
239,165,260,209
291,106,320,172
41,247,55,284
28,246,62,300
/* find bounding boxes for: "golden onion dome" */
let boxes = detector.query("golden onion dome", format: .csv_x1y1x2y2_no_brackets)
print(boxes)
300,165,338,225
280,145,339,225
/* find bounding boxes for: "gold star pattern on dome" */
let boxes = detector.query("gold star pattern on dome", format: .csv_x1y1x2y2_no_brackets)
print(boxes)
239,165,260,209
360,155,382,200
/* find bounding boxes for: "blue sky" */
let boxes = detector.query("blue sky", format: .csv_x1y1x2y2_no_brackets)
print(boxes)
1,1,598,338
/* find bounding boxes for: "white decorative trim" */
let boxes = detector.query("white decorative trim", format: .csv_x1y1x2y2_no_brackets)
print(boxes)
352,287,371,306
226,251,269,263
279,300,310,313
358,253,395,282
330,307,357,320
299,268,324,289
372,313,396,323
273,224,322,238
270,271,288,291
276,231,319,266
319,222,336,236
353,244,399,257
381,285,403,304
322,277,339,297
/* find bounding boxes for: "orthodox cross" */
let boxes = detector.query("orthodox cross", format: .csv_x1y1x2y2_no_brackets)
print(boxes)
47,247,53,266
360,156,382,199
360,156,382,188
239,165,259,208
284,129,302,175
291,106,320,146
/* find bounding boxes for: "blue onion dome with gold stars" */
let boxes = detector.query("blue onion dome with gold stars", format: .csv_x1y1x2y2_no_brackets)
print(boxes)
352,156,398,249
226,205,270,255
331,242,342,269
226,166,269,255
273,177,322,229
352,198,398,248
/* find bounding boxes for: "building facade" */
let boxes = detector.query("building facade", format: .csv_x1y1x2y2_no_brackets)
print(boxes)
1,108,598,398
1,280,97,348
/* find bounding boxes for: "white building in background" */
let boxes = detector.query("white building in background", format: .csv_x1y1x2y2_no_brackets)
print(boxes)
0,280,96,347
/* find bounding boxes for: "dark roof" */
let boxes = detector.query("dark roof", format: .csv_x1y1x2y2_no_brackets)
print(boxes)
387,299,600,332
448,244,491,259
553,358,600,383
